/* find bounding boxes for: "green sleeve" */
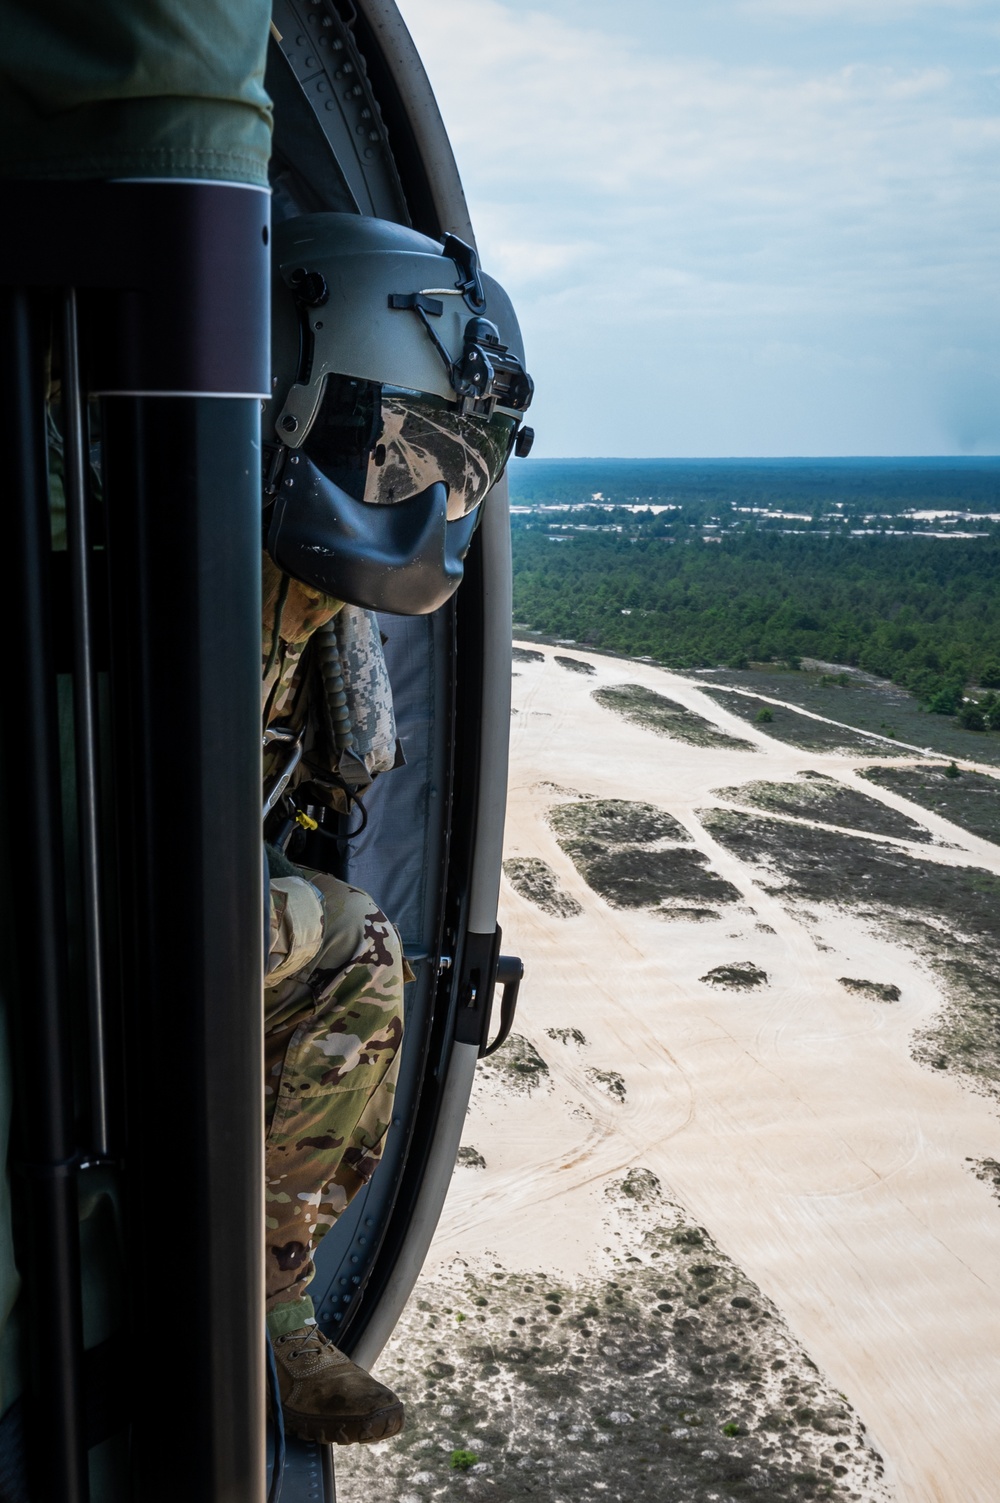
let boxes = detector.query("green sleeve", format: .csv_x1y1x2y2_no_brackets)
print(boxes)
0,0,273,186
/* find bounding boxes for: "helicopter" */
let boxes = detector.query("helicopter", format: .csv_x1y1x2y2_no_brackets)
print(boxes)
0,1,525,1498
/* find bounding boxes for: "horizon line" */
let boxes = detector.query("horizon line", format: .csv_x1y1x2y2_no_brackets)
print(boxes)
518,455,1000,463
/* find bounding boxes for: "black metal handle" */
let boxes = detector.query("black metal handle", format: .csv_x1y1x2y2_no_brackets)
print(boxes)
479,955,524,1058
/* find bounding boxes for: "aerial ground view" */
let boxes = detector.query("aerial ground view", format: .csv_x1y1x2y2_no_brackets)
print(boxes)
339,460,1000,1503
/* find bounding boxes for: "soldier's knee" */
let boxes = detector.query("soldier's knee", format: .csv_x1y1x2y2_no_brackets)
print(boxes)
304,871,403,981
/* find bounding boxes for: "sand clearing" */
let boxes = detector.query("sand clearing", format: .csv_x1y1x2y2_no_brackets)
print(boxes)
424,647,1000,1503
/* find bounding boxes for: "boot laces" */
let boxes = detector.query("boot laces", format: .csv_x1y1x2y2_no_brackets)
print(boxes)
280,1322,332,1361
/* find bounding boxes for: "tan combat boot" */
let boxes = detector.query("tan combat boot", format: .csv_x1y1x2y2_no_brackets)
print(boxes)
272,1324,405,1445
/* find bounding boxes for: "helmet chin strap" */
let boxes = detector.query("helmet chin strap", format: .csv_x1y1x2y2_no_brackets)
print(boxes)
266,452,480,616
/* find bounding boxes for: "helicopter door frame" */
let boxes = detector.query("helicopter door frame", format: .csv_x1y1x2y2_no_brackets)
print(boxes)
309,0,516,1368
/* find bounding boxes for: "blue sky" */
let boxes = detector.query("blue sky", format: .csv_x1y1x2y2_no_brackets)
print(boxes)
398,0,1000,458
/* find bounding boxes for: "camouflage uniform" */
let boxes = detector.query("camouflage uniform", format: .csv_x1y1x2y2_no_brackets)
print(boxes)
262,564,405,1336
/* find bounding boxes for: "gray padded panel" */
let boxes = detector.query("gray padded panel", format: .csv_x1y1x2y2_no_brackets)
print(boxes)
308,606,450,1337
341,609,449,956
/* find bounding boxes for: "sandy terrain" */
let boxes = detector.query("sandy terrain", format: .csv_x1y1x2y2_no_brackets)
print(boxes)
342,646,1000,1503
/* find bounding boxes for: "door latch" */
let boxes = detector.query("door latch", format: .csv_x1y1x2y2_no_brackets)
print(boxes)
452,924,524,1058
479,952,524,1059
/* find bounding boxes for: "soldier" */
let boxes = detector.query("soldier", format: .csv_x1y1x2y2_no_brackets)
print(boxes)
259,211,533,1445
262,559,407,1446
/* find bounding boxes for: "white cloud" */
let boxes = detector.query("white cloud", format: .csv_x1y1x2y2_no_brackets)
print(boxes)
398,0,1000,455
742,0,980,17
484,236,600,286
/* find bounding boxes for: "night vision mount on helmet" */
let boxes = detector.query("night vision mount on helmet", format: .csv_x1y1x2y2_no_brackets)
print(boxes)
264,213,534,616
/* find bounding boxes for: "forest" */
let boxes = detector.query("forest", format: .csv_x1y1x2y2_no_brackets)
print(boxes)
511,521,1000,725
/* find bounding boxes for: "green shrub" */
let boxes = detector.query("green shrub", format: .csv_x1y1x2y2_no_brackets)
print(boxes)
959,703,987,732
450,1449,478,1471
755,707,774,724
928,686,961,715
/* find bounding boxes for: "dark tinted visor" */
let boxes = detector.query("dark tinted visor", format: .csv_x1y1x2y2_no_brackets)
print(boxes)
305,377,517,520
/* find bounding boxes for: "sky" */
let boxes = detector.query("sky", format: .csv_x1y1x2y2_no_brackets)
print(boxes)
397,0,1000,458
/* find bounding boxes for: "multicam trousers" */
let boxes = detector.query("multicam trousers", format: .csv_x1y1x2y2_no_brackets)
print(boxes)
264,871,404,1335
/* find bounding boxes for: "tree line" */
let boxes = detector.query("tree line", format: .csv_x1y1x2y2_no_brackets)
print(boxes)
511,526,1000,722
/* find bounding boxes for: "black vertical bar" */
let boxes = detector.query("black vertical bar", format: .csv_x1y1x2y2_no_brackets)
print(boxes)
103,395,264,1503
322,1445,337,1500
63,287,111,1159
0,289,89,1501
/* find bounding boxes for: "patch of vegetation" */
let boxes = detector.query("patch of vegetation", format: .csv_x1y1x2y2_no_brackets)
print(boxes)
700,962,769,991
586,1068,627,1102
703,689,897,756
967,1157,1000,1204
456,1146,486,1170
700,807,1000,931
559,844,741,912
861,763,1000,846
656,906,722,922
700,807,1000,1100
555,654,595,675
339,1184,890,1503
594,683,755,751
715,771,931,844
702,666,1000,766
478,1034,550,1094
617,1168,662,1204
549,798,690,847
512,646,545,664
547,799,739,914
546,1026,588,1046
449,1449,478,1471
503,856,582,918
838,978,900,1003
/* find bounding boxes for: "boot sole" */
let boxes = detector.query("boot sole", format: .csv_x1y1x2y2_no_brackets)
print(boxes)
283,1400,405,1447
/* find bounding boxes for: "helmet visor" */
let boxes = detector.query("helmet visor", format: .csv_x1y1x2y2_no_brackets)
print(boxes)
303,377,517,521
365,388,517,519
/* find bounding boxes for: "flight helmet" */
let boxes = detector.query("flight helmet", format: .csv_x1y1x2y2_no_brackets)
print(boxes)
264,213,534,615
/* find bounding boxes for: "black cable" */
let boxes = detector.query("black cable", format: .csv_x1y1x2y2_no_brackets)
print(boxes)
342,795,369,839
306,796,369,843
266,1332,285,1503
